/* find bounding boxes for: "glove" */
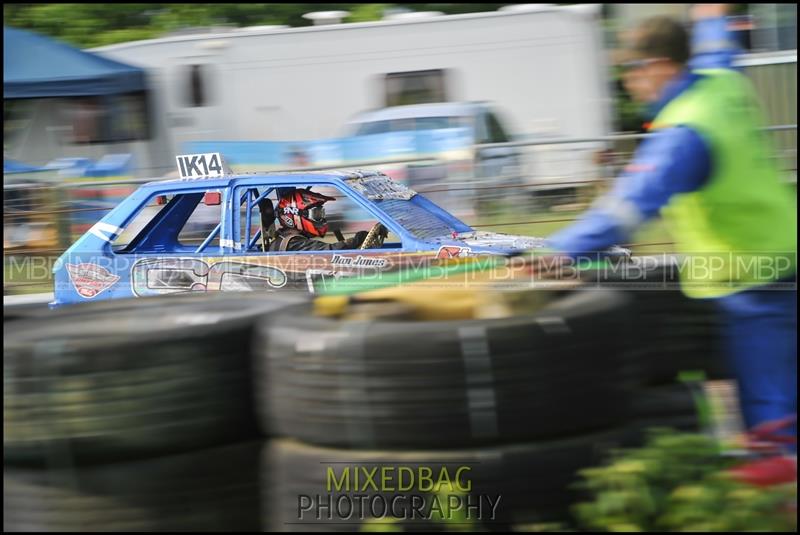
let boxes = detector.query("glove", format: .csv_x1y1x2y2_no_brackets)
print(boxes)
346,230,369,248
377,224,389,240
607,245,632,262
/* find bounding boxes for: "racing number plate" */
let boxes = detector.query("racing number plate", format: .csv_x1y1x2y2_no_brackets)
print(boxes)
176,152,225,179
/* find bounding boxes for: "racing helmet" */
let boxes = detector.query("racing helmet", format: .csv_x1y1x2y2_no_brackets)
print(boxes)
277,188,336,237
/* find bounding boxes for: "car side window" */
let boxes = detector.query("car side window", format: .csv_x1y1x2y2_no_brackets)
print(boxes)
355,121,392,136
177,192,221,249
235,183,402,253
475,112,490,144
112,195,171,251
113,189,222,254
486,111,510,143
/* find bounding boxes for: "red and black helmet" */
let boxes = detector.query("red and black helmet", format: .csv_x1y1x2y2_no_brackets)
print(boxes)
277,188,336,237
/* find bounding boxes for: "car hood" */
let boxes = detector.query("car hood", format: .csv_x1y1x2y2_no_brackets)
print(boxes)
435,231,632,259
440,231,548,253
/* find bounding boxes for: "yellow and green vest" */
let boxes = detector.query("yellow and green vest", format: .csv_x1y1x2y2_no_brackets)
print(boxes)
650,68,797,298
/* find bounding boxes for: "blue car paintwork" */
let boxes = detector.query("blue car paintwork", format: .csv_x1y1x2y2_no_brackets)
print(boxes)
52,170,550,307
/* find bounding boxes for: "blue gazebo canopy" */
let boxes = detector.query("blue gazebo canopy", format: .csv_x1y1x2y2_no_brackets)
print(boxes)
3,26,146,99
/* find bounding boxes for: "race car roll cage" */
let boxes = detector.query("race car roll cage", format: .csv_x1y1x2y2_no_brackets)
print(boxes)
102,172,472,257
238,186,278,253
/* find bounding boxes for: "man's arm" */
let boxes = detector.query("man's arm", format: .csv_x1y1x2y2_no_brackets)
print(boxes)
545,6,730,258
689,5,740,71
547,126,712,256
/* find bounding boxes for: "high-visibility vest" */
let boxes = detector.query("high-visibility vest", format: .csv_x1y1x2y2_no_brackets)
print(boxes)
650,69,797,298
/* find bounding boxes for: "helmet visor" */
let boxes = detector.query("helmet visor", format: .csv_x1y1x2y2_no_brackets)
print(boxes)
307,205,327,223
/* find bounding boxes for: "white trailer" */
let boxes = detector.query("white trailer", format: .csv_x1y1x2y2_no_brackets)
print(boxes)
89,5,613,177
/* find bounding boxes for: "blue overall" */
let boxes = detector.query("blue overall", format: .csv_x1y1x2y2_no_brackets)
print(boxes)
548,17,797,444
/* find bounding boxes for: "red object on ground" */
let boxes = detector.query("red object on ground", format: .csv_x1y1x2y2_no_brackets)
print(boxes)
749,415,797,444
728,456,797,488
727,416,797,487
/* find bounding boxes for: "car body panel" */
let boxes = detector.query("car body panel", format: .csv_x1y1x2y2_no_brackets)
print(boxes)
346,102,523,195
52,169,556,307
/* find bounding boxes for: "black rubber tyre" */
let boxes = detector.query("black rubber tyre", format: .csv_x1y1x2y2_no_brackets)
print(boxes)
261,430,632,532
3,302,49,322
256,288,633,449
3,441,262,532
581,258,730,385
622,292,729,385
630,382,699,421
4,292,306,467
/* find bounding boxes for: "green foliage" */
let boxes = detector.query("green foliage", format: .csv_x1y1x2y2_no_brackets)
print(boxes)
346,4,391,23
361,517,404,532
429,480,475,531
511,522,572,532
573,429,797,532
394,4,506,16
661,474,797,532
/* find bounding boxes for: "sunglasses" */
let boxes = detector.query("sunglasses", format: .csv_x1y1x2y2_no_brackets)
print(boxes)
620,57,668,71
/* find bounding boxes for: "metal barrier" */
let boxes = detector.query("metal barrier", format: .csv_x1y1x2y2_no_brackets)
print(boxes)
742,53,797,177
4,126,797,295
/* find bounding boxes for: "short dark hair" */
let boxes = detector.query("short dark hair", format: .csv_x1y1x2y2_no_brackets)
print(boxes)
631,16,690,65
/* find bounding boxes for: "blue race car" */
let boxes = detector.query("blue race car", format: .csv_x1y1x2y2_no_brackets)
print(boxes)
52,154,626,307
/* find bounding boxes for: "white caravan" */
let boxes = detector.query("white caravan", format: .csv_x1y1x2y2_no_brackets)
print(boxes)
87,5,612,180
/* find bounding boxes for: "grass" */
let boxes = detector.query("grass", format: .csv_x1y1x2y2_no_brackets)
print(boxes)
471,200,676,254
3,254,58,295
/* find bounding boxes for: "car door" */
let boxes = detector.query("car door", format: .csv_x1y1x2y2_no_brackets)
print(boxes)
123,188,225,297
475,109,521,186
226,182,407,294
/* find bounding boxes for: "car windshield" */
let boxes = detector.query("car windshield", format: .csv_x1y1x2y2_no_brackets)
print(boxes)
377,197,468,241
354,115,470,136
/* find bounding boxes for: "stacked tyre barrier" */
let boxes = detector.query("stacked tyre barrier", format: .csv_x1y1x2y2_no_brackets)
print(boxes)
4,273,723,531
580,258,730,385
4,292,303,532
252,287,683,530
257,288,633,449
3,301,49,323
580,258,731,445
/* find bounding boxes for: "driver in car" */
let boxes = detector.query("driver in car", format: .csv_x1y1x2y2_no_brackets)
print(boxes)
271,188,371,252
